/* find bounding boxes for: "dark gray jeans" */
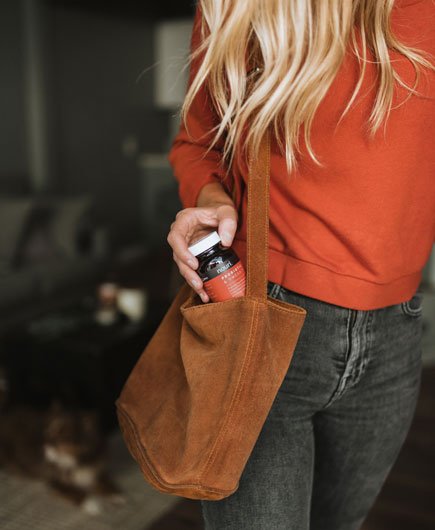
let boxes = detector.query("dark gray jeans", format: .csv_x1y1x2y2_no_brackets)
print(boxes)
200,281,423,530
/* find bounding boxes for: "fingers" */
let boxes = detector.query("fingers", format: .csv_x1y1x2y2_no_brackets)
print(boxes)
167,227,198,270
216,206,238,246
167,203,239,303
167,207,219,270
173,253,209,303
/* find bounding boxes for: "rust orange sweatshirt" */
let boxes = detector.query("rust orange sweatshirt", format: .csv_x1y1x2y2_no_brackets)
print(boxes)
168,0,435,310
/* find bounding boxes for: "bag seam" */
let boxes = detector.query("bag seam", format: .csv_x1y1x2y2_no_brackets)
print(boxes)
181,294,306,316
262,128,271,299
197,302,260,483
115,404,235,495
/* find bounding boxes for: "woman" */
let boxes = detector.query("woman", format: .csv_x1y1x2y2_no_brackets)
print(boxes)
167,1,435,529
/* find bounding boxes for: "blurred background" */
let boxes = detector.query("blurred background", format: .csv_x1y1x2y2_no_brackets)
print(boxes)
0,1,433,529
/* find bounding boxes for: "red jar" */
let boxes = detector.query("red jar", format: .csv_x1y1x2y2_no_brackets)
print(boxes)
188,231,246,302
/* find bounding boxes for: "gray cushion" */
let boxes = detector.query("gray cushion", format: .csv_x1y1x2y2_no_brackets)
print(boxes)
49,196,92,258
0,197,35,274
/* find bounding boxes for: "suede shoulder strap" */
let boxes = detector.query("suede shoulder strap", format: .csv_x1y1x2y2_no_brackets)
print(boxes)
246,128,271,301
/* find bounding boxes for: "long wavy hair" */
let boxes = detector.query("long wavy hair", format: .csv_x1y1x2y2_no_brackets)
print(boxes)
179,0,435,180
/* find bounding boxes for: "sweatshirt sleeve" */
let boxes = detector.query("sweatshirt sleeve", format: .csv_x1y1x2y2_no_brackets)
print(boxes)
167,4,227,209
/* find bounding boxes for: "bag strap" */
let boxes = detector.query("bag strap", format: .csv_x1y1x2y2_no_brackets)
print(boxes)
246,127,271,301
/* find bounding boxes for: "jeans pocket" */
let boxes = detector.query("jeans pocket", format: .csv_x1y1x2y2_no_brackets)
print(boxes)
400,290,424,318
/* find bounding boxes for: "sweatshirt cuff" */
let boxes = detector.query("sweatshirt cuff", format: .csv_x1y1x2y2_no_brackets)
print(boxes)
177,170,223,209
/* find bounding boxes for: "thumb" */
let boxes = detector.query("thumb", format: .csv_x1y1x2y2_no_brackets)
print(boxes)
216,205,238,247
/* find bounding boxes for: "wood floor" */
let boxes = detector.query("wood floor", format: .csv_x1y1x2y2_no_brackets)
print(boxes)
147,367,435,530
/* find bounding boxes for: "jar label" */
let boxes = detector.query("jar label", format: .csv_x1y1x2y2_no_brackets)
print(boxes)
203,261,246,302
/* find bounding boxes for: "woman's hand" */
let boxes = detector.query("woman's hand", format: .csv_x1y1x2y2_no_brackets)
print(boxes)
167,183,238,303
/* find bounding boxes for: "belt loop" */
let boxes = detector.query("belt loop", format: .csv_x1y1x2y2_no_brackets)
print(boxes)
267,282,281,298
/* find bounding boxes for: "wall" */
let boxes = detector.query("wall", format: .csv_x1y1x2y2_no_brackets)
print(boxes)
49,6,170,246
0,2,28,191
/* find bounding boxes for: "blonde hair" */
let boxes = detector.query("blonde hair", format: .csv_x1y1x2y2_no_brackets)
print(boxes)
180,0,435,181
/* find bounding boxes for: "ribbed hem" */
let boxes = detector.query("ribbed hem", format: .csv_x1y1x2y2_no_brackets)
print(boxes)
231,238,421,311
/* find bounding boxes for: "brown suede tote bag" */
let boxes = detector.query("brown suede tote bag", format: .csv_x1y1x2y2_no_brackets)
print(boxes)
115,128,307,500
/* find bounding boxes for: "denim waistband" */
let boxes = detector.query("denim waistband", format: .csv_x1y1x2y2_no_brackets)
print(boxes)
266,280,423,316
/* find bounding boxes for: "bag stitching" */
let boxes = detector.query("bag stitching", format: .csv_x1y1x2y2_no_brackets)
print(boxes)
197,302,260,483
262,128,271,300
267,298,307,316
181,293,306,316
116,405,235,495
180,294,245,313
246,136,253,297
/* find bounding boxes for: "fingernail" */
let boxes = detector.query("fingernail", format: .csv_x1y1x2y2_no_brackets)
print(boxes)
192,279,200,288
221,231,232,246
